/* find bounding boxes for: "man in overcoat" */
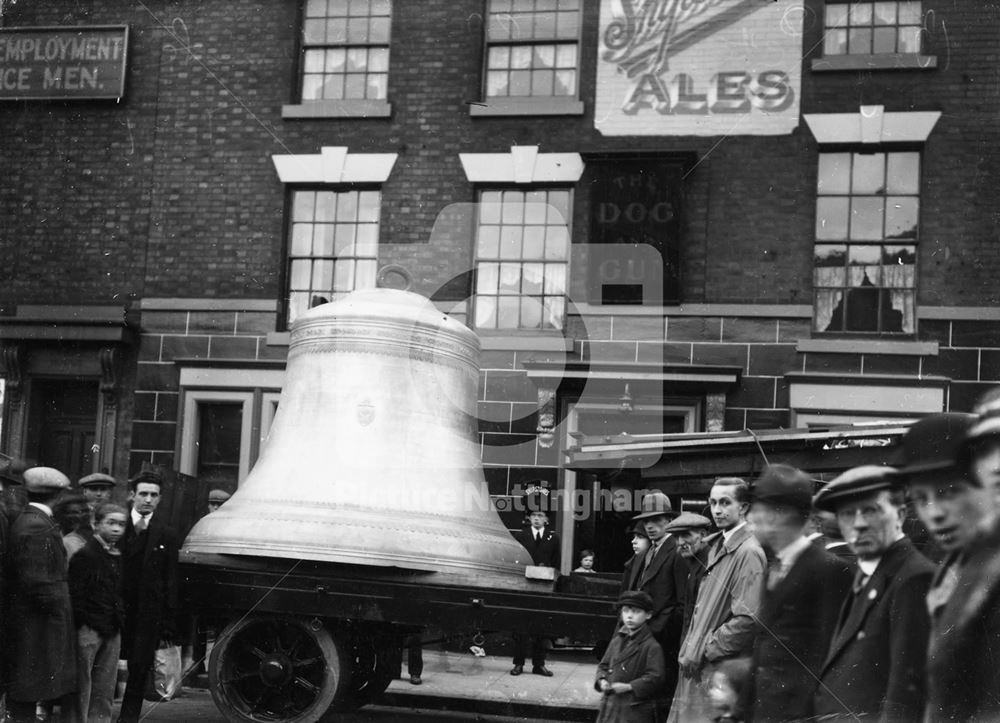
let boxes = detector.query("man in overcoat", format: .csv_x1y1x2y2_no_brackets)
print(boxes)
4,466,77,723
664,511,712,640
748,464,852,722
628,491,688,714
117,470,180,723
669,478,765,723
900,409,1000,721
811,464,934,722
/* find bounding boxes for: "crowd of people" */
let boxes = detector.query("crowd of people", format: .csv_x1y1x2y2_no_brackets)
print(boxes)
592,390,1000,722
0,468,229,723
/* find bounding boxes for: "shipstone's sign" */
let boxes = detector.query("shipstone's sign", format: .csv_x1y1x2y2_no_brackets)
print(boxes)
0,25,128,100
595,0,803,136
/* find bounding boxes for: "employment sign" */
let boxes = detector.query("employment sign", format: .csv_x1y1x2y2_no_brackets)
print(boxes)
0,26,129,100
595,0,804,136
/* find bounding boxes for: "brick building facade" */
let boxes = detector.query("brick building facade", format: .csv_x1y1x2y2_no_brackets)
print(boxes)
1,0,997,571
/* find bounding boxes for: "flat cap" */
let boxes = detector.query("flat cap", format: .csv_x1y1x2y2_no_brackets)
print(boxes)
665,512,712,532
895,413,975,477
79,473,116,489
632,491,675,521
813,465,898,512
753,464,813,513
628,522,650,539
208,489,232,504
616,590,655,612
23,467,71,495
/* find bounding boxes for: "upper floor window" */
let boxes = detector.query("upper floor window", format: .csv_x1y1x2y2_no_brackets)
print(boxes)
474,188,571,331
814,150,919,334
823,1,922,56
485,0,580,99
287,189,380,325
300,0,391,102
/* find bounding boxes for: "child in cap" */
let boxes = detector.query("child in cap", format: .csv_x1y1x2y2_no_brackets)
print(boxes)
595,590,666,723
67,503,128,723
621,523,651,594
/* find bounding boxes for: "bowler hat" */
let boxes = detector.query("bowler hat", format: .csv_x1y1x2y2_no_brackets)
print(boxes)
753,464,813,513
665,511,712,533
23,467,71,495
632,491,675,521
79,473,116,489
813,465,898,512
895,412,976,477
616,590,655,612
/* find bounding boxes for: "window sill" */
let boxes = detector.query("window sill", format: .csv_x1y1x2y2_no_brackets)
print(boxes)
469,97,584,117
478,334,573,353
797,338,938,356
811,53,937,72
282,99,392,119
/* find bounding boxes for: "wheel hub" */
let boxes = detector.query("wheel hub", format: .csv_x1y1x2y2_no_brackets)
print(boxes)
259,655,292,687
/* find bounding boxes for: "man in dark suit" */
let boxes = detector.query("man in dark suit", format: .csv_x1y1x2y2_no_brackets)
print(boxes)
509,486,560,677
812,465,935,722
628,490,688,715
900,410,1000,721
117,470,180,723
4,467,77,723
748,464,853,722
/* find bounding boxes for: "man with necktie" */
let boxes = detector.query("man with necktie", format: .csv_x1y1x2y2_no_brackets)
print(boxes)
812,464,934,722
509,485,560,677
117,470,180,723
748,464,852,722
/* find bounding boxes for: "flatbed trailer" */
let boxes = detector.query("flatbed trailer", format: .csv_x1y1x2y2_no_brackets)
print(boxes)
181,555,617,722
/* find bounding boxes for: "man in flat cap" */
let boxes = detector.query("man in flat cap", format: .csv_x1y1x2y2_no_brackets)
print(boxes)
748,464,852,722
206,488,231,514
627,490,687,715
4,467,77,723
664,511,712,641
898,412,1000,721
812,464,934,722
669,478,765,723
79,472,116,530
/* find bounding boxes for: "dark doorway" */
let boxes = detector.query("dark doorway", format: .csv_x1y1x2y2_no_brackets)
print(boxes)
26,378,99,482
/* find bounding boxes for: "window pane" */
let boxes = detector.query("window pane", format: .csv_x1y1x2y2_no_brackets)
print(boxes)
873,2,896,24
355,259,377,288
497,297,520,329
818,153,851,194
313,224,334,256
898,1,922,24
849,28,872,54
543,296,565,330
333,259,355,291
291,225,312,255
520,297,542,329
850,197,884,240
544,264,566,295
883,245,916,286
816,197,849,240
523,226,545,258
293,191,316,220
480,193,502,223
334,224,355,256
196,403,242,487
499,226,521,257
312,259,334,289
302,75,324,100
545,225,569,259
477,263,499,293
898,25,921,53
873,26,896,53
522,263,544,295
478,226,500,257
369,16,391,43
501,191,524,222
355,225,378,256
885,197,918,238
510,46,532,69
290,259,311,288
823,28,848,55
476,296,498,328
815,290,844,332
886,152,920,193
848,245,881,285
315,192,336,221
814,244,847,286
826,5,849,27
326,18,348,43
849,4,873,24
851,153,885,194
532,69,555,96
499,263,521,293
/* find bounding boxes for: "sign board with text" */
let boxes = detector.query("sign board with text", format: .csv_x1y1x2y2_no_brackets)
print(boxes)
595,0,803,136
0,25,129,100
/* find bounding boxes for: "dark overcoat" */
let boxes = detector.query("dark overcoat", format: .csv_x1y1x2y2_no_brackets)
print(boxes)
121,512,180,666
751,542,852,722
69,535,125,637
5,504,77,701
924,517,1000,722
813,537,934,722
513,525,560,568
595,623,666,723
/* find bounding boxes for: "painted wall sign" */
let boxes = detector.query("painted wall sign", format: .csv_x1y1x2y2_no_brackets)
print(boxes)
0,26,128,100
595,0,803,136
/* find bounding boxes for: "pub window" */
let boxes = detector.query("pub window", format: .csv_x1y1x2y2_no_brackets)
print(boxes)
823,1,922,56
813,150,919,334
286,188,381,325
473,188,571,331
484,0,580,99
299,0,391,102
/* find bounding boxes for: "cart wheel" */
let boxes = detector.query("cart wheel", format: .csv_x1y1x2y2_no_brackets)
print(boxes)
209,616,350,723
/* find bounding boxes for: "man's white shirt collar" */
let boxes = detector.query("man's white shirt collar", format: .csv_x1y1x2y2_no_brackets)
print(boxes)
722,521,747,543
131,508,153,526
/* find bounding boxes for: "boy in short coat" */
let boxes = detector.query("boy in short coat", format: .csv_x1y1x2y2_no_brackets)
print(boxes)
595,590,666,723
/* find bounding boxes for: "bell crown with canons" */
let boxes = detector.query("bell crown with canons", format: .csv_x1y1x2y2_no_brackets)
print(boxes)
632,490,675,521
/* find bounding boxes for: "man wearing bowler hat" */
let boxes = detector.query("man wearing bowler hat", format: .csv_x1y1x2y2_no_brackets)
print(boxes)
79,472,117,529
812,464,934,722
663,511,712,640
4,467,78,723
670,477,765,723
748,464,852,722
628,490,688,715
898,411,1000,721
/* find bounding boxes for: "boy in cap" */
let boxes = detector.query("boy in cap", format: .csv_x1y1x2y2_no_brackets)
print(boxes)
595,590,666,723
811,464,934,722
747,464,852,722
620,522,651,594
5,467,78,723
897,411,1000,721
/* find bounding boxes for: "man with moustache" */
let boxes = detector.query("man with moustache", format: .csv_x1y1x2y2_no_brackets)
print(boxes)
748,465,852,722
669,478,765,723
898,411,1000,721
663,511,712,639
628,490,688,716
812,465,934,722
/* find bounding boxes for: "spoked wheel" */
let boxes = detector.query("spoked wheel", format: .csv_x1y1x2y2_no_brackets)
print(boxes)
209,615,350,723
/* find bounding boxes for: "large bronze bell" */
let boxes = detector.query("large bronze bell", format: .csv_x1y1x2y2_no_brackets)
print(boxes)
182,289,534,587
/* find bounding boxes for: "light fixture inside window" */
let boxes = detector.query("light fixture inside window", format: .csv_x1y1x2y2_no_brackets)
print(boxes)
618,384,633,416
